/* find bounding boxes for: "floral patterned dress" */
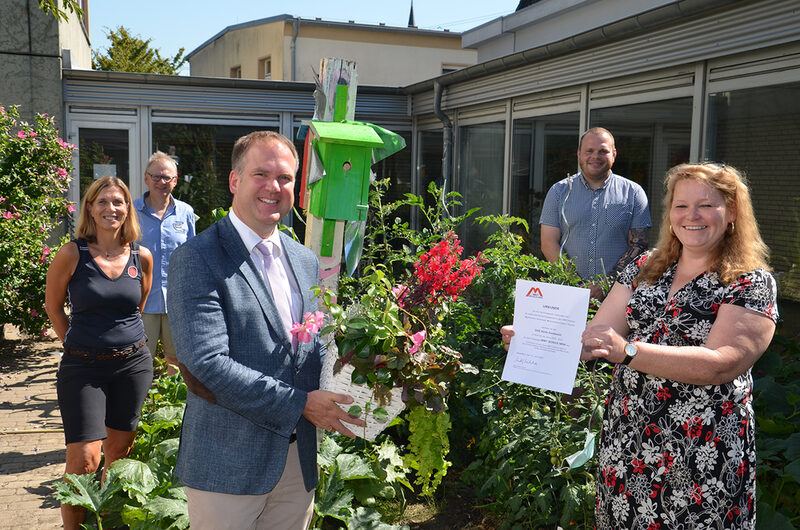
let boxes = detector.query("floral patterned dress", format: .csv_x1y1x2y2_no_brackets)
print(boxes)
595,253,778,530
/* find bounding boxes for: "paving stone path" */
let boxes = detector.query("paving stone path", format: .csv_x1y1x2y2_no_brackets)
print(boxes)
0,331,64,529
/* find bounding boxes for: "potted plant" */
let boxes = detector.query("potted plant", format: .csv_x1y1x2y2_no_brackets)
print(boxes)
307,231,482,440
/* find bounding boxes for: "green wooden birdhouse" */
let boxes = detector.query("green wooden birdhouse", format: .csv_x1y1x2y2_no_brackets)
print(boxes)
307,120,384,222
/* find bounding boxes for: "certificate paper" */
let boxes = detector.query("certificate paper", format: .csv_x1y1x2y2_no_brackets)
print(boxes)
501,280,590,394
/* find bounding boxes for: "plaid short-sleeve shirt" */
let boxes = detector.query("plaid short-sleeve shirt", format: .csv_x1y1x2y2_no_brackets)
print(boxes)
539,172,651,280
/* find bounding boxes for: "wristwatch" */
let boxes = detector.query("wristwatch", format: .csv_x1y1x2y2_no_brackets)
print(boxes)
621,342,638,365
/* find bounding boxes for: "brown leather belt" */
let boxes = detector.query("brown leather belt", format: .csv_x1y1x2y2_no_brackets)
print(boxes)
64,339,147,361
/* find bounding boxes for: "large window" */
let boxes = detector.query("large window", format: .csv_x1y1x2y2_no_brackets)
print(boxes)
152,123,277,231
78,128,130,198
373,130,413,222
510,112,579,255
590,98,692,235
457,121,505,253
705,82,800,301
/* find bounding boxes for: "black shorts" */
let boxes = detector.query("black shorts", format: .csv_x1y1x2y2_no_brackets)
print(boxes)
56,345,154,444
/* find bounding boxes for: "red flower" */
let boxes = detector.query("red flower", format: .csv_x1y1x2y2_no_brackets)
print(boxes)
404,232,482,308
656,386,671,401
690,483,703,505
658,452,674,472
632,458,645,474
649,483,661,498
682,417,703,438
643,423,660,436
602,467,616,487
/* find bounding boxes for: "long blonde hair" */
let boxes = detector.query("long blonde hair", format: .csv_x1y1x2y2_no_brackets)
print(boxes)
637,163,769,285
76,177,141,244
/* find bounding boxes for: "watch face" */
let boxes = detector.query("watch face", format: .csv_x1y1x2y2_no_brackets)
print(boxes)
625,343,638,357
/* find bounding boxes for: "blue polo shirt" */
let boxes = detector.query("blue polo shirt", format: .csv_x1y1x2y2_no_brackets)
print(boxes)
134,192,196,314
539,172,651,280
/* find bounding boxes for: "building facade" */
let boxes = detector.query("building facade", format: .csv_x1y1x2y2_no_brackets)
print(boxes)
61,70,412,236
406,0,800,314
186,15,477,86
0,0,90,127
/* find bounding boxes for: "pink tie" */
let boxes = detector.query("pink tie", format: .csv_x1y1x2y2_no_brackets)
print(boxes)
255,241,295,347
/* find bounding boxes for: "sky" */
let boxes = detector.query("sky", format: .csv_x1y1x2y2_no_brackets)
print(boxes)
89,1,521,75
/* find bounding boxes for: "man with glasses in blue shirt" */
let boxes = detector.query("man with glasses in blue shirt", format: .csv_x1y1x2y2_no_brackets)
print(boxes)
134,151,196,374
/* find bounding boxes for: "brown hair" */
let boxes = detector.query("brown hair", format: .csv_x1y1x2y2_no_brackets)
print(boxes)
76,177,141,244
579,127,615,150
230,131,299,174
637,163,769,286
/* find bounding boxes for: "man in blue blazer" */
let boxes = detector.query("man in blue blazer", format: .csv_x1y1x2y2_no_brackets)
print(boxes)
167,131,363,529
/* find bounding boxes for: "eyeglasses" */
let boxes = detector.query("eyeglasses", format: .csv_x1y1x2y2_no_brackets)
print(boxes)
146,172,177,183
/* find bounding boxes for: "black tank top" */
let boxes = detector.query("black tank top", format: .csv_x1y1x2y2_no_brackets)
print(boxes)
65,238,145,349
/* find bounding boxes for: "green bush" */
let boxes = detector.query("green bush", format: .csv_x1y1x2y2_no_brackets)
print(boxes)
0,105,74,336
753,333,800,528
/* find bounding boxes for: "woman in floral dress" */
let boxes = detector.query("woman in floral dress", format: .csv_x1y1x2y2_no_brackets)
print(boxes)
579,163,778,528
500,162,777,528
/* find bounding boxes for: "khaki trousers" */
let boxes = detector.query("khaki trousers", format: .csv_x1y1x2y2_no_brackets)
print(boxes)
142,312,177,358
184,442,315,530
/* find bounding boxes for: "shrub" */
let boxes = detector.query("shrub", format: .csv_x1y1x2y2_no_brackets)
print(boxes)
0,105,74,336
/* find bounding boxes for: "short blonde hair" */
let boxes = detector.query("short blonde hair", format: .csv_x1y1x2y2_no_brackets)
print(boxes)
638,163,769,286
76,177,141,245
145,151,178,174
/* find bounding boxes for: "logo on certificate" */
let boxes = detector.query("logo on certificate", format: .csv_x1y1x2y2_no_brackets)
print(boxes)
526,286,543,298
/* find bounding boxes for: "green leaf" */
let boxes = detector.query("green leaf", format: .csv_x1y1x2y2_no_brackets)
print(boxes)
348,506,409,529
372,407,389,421
142,495,189,524
337,454,377,480
347,317,371,330
755,502,796,530
317,436,343,469
314,469,353,521
348,405,363,417
53,472,121,514
784,432,800,460
111,459,158,504
784,458,800,484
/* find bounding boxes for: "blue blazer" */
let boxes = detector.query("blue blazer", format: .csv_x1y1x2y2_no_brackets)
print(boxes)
167,214,323,494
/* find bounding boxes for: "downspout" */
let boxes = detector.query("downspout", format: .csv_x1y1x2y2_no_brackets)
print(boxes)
433,80,452,214
291,19,300,81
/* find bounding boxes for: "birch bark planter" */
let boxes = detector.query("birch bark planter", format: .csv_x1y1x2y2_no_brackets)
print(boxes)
320,345,404,441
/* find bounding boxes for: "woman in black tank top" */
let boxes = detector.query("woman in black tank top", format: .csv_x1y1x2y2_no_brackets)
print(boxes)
45,177,154,530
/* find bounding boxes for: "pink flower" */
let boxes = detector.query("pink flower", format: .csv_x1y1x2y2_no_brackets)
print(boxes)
30,309,39,317
408,330,426,355
2,212,13,220
0,197,5,203
17,130,26,139
392,284,408,308
67,203,76,213
290,311,325,343
56,168,68,179
304,311,325,334
39,247,50,262
290,321,312,343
